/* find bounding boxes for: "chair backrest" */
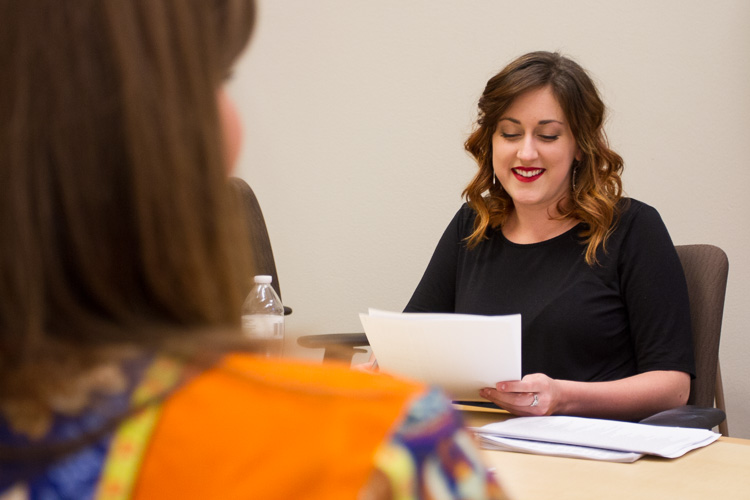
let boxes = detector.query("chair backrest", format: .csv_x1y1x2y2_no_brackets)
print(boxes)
675,244,728,408
229,177,283,300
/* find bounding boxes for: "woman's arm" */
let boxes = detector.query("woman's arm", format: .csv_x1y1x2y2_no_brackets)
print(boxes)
480,202,694,422
404,206,470,313
480,370,690,421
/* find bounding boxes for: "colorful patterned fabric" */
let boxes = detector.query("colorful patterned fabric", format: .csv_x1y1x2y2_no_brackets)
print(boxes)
95,357,183,500
0,357,150,500
374,388,507,499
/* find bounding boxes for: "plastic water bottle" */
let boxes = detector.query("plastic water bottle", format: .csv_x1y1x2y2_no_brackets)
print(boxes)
241,275,285,357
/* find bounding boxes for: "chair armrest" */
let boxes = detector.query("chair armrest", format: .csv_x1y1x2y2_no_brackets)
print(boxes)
297,333,369,364
639,405,726,431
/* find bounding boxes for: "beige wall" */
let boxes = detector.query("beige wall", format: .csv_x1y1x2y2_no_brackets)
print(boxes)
231,1,750,437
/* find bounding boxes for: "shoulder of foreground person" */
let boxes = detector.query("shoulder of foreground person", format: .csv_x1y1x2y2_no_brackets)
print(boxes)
132,353,507,499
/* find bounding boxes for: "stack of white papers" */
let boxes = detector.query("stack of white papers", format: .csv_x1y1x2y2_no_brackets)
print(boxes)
471,416,720,463
359,309,521,401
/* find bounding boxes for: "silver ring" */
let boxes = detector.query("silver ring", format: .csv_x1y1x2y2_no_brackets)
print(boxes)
529,393,539,407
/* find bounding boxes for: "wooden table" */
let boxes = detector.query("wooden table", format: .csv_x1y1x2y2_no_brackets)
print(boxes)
459,407,750,500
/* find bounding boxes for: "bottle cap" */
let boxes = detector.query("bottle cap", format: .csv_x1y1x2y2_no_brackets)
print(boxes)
254,275,273,284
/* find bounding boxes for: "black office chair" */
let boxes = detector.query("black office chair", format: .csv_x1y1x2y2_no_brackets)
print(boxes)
229,177,291,315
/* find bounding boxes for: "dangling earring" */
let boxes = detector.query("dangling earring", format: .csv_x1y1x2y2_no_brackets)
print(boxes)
490,171,502,192
572,163,579,191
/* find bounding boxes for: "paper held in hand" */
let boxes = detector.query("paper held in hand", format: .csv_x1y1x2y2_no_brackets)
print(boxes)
359,309,521,401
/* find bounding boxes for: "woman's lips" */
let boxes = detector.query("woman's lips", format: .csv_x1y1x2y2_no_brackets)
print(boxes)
512,167,545,183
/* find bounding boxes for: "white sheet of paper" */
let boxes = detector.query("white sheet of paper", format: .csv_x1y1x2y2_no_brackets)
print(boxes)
472,415,720,459
359,309,521,401
477,434,644,463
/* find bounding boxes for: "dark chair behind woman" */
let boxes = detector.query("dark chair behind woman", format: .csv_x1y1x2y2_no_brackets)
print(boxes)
676,244,729,435
229,177,291,314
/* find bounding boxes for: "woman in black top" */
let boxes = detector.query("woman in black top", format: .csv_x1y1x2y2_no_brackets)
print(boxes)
405,52,694,421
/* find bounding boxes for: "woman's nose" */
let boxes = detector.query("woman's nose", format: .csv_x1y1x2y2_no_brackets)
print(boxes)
517,138,538,162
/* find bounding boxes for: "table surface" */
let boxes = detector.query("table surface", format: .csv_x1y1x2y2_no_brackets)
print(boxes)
459,407,750,500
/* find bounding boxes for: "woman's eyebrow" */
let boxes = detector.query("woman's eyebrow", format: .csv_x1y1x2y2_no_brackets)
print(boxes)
538,119,564,125
498,117,564,125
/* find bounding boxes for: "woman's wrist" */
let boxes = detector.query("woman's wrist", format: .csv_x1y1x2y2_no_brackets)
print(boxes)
551,379,574,415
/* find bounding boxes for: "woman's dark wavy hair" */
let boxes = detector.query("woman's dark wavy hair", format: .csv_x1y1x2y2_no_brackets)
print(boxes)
463,51,624,265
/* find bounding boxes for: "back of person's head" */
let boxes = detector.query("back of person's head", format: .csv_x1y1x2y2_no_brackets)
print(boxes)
0,0,256,430
464,51,624,264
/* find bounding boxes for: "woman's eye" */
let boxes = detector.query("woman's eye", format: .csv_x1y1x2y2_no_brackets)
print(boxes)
539,135,559,141
501,133,521,139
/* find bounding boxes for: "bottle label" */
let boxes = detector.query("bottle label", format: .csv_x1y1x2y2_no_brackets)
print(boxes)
241,314,284,339
241,314,284,358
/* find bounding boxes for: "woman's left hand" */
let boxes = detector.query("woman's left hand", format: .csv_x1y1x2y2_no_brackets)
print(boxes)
479,373,561,416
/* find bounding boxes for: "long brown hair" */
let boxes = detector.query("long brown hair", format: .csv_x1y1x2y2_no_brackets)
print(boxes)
463,51,624,265
0,0,256,436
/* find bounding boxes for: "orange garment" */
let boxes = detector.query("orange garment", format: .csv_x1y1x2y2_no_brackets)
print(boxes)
132,353,424,499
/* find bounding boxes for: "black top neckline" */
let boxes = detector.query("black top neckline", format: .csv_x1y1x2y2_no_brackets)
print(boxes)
497,221,585,249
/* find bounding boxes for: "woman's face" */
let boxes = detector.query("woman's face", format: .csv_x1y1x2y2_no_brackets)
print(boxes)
491,85,580,213
218,87,242,172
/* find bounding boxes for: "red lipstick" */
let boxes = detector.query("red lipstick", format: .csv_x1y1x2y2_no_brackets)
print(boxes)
512,167,545,183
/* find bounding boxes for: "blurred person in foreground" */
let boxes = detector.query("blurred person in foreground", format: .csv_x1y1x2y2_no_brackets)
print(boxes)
0,1,507,498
